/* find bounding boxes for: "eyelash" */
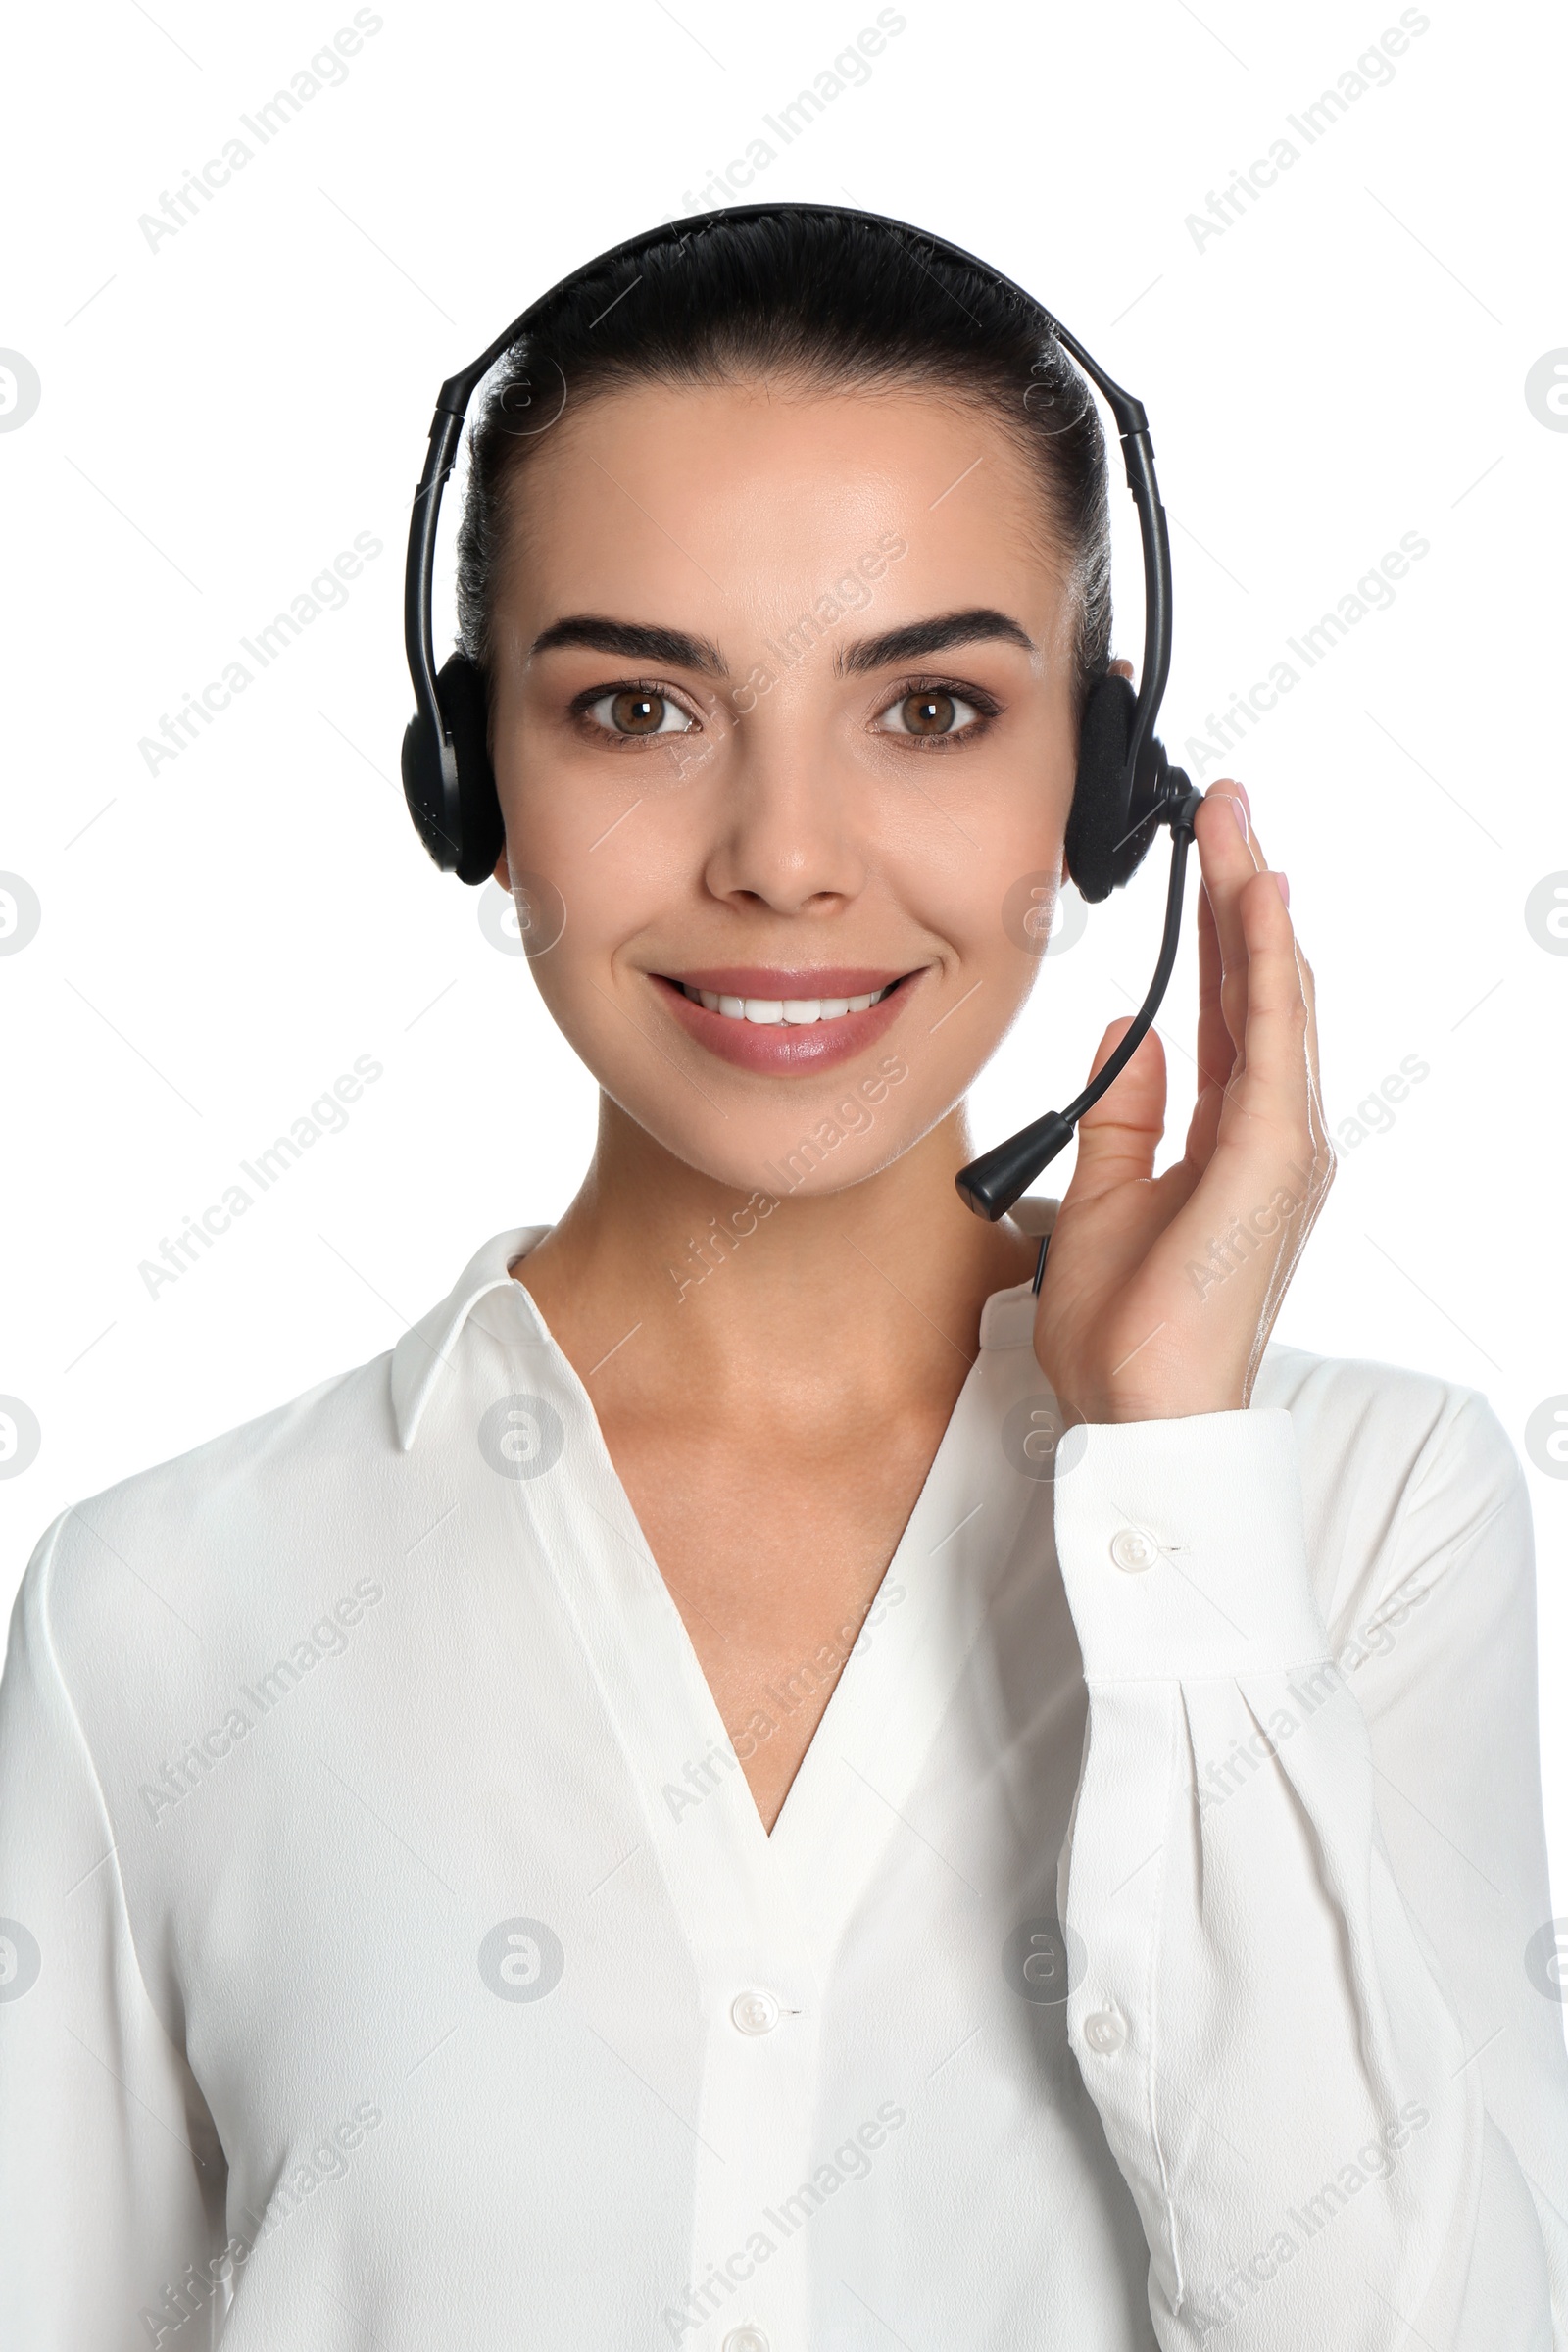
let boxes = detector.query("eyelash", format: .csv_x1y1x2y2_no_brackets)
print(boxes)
871,675,1002,749
566,672,1004,750
569,679,705,750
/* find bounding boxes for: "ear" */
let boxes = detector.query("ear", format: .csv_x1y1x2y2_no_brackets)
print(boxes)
493,847,512,891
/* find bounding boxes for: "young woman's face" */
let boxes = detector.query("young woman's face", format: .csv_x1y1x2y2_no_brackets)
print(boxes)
485,377,1082,1196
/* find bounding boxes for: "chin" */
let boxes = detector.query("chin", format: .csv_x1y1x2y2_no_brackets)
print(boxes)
616,1076,928,1206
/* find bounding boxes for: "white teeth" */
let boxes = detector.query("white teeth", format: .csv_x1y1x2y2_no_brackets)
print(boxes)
678,981,897,1024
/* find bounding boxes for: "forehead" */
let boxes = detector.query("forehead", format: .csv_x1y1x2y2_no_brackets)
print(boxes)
492,377,1072,653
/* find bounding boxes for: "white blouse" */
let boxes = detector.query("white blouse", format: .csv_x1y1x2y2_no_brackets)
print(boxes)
2,1213,1566,2351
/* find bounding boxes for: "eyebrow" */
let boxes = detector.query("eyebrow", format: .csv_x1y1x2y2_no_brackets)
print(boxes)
529,614,728,676
835,608,1036,674
526,604,1037,681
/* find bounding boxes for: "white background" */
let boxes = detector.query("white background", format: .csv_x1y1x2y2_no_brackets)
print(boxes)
3,2,1565,1907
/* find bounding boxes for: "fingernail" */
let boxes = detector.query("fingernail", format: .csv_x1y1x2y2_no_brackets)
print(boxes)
1273,870,1290,907
1229,796,1250,840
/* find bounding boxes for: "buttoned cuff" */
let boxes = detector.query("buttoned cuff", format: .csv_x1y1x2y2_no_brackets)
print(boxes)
1052,1407,1329,1682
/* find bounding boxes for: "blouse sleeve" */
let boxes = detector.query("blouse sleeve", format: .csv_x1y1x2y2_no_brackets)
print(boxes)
0,1512,227,2351
1052,1398,1568,2350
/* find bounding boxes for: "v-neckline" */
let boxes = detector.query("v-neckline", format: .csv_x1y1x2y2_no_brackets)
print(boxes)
489,1259,1052,1971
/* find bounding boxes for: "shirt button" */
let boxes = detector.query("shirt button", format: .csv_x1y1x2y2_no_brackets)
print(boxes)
730,1989,781,2036
1109,1527,1158,1574
1083,2006,1128,2055
722,2331,769,2352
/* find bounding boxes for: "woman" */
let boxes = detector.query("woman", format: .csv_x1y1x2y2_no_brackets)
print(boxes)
2,206,1564,2350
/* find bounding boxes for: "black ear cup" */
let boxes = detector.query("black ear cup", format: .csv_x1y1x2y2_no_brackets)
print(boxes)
400,652,507,885
1064,671,1180,905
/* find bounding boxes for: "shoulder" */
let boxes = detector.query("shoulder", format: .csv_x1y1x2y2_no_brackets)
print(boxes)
11,1344,402,1691
12,1225,544,1684
1255,1338,1520,1503
1253,1339,1530,1648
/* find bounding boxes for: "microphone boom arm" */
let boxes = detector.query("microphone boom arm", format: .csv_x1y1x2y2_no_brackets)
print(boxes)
955,783,1201,1223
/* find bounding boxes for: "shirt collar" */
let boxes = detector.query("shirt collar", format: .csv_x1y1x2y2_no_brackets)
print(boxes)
390,1226,549,1452
389,1195,1057,1451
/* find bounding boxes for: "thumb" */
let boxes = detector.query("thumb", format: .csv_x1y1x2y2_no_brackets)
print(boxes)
1057,1019,1167,1207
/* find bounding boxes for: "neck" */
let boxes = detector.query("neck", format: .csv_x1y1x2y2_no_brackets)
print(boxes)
515,1094,1038,1425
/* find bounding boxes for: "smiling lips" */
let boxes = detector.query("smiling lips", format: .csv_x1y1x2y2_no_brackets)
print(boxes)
654,967,917,1073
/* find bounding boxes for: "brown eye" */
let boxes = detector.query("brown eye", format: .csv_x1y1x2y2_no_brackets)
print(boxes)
584,688,696,739
903,692,956,735
612,691,666,734
874,687,982,739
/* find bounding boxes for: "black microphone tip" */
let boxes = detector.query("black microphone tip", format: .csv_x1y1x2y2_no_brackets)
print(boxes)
955,1109,1076,1222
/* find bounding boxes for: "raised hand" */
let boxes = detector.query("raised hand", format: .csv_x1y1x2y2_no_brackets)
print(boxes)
1033,780,1333,1426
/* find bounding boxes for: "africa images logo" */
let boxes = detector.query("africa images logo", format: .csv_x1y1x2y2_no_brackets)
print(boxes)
477,1919,565,2003
1524,351,1568,432
0,352,41,433
477,1395,566,1481
0,1920,42,2003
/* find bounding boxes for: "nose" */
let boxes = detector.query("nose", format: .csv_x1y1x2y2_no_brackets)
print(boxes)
701,704,870,917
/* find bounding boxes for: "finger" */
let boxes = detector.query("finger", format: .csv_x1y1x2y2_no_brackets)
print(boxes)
1191,793,1328,1238
1288,914,1328,1156
1195,873,1327,1404
1057,1017,1169,1206
1217,792,1325,1158
1259,867,1328,1168
1229,872,1335,1316
1182,1028,1227,1170
1243,1066,1336,1401
1195,782,1264,1075
1216,866,1316,1162
1188,792,1254,1178
1198,787,1263,1038
1294,935,1328,1161
1194,870,1236,1101
1177,884,1229,1180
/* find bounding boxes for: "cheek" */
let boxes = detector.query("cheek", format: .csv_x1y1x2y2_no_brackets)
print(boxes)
493,691,698,923
512,800,694,1043
883,760,1072,981
815,777,1069,1133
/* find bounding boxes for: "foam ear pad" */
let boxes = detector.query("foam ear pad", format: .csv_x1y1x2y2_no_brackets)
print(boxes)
1064,671,1178,904
400,652,507,885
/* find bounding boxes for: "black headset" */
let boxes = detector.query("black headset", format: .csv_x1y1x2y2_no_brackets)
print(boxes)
401,201,1200,1237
